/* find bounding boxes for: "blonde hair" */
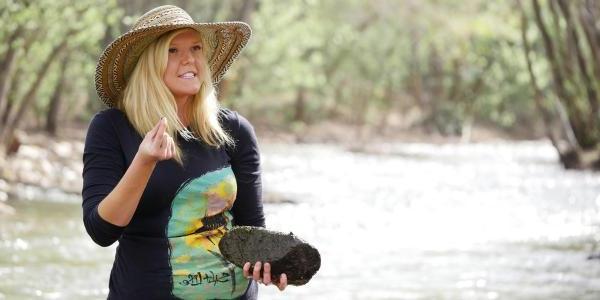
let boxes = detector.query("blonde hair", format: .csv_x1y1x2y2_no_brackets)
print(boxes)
118,29,233,166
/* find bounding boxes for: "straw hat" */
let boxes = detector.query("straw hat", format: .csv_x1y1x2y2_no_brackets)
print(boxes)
95,5,251,107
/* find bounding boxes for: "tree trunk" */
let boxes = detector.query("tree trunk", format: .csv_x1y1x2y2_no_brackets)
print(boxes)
557,0,599,133
408,27,426,112
0,69,22,131
531,0,586,148
548,0,569,75
327,79,346,119
294,86,307,123
428,43,444,102
446,58,463,103
376,85,395,136
516,0,600,169
45,53,70,136
1,35,72,154
578,3,600,92
517,0,575,167
0,25,24,121
0,26,42,133
1,98,13,128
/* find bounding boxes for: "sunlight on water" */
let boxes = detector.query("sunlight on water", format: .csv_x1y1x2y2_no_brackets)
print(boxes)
260,141,600,299
1,141,600,299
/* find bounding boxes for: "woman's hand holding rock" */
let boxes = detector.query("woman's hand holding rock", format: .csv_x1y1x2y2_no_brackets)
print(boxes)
243,261,288,291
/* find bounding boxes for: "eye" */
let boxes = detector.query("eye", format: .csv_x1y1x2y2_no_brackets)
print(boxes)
192,45,202,51
168,47,177,54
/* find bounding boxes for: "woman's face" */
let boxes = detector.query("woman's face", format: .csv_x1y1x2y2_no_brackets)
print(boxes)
163,30,205,102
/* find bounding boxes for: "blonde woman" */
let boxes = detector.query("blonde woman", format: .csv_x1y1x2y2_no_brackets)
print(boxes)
82,5,286,299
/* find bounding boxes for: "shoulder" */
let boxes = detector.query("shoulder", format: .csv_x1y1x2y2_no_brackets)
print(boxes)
86,108,131,141
218,108,258,154
218,107,256,138
89,108,127,127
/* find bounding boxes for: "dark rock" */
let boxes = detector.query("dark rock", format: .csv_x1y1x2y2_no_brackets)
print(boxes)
218,226,320,286
587,252,600,260
7,134,21,156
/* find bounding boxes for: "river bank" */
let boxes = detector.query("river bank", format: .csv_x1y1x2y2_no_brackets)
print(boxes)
0,120,539,215
0,129,85,214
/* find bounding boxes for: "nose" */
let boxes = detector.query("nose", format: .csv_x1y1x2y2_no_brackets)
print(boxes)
181,49,195,65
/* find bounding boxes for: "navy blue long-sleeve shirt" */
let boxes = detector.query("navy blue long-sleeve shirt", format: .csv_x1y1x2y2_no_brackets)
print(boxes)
82,107,264,299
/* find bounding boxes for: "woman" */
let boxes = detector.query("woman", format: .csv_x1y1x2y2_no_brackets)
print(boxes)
82,5,286,299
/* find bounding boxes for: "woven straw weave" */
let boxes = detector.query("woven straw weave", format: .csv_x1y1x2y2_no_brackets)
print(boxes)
95,5,251,107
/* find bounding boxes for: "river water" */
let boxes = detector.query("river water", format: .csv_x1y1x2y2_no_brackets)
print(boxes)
2,141,600,299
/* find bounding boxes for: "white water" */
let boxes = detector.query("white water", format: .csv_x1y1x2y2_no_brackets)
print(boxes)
2,141,600,299
260,141,600,300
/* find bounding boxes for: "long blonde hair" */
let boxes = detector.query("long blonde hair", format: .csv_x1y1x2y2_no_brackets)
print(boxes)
118,29,233,166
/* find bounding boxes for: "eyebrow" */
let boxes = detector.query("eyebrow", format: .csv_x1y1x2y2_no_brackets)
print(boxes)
170,41,202,46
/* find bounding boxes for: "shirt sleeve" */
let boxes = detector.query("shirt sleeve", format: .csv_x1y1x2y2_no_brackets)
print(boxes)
225,111,266,228
81,111,127,247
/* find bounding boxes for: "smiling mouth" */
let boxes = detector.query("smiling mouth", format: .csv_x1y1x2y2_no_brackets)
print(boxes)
179,72,197,79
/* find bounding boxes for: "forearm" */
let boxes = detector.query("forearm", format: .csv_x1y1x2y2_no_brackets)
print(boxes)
97,152,156,226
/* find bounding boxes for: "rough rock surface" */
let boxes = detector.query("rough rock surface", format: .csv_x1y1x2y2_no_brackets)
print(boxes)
219,226,321,286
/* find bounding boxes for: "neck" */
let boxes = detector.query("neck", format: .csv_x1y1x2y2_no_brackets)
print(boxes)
175,96,191,127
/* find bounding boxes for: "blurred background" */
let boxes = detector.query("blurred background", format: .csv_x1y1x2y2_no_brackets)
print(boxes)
1,0,600,299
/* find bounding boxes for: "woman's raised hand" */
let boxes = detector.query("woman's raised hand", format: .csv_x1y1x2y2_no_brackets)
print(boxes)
136,117,175,164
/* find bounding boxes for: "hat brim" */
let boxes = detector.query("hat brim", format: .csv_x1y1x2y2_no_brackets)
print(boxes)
95,22,251,107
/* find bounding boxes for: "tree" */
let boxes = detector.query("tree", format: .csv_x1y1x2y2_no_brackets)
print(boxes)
519,0,600,169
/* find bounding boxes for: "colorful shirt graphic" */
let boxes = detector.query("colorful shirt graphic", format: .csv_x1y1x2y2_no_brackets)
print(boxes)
168,167,249,299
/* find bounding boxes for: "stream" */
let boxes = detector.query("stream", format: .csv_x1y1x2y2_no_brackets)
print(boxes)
2,141,600,299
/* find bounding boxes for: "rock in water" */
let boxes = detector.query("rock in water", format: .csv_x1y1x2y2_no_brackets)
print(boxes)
218,226,321,286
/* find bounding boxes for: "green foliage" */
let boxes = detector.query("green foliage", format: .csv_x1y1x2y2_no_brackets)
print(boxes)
0,0,122,125
221,0,542,135
1,0,581,138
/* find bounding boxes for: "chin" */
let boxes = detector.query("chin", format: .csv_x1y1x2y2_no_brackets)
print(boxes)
186,88,201,95
187,83,201,93
175,87,201,97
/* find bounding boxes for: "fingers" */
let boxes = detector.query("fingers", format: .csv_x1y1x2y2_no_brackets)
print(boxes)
153,117,167,142
153,132,166,159
164,136,173,159
242,261,285,291
138,117,178,163
165,138,170,158
167,136,175,159
152,118,176,160
170,137,175,157
147,117,163,138
262,263,272,285
252,261,262,282
277,273,287,291
243,262,251,278
155,120,173,159
148,117,165,139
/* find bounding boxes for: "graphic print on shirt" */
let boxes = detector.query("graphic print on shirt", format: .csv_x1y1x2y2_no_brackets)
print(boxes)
167,166,249,299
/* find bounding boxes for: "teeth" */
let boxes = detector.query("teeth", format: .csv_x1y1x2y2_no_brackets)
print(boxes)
180,72,195,79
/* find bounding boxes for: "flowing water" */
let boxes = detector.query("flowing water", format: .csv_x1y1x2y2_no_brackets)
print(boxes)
2,141,600,299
